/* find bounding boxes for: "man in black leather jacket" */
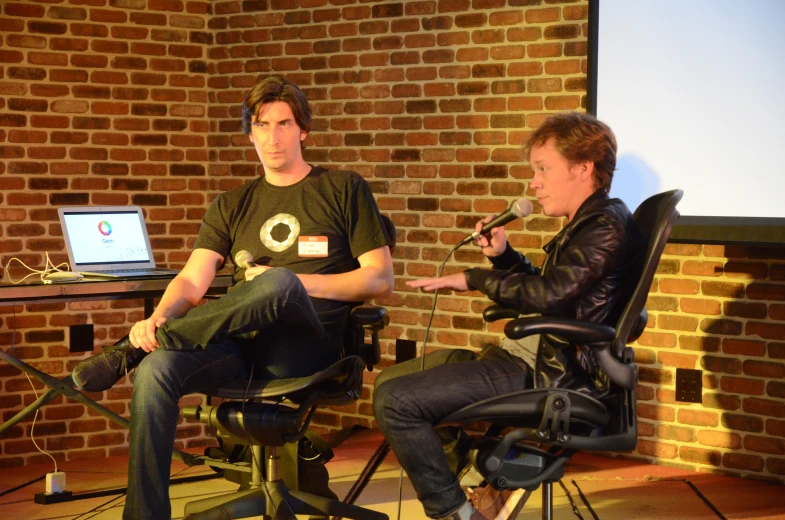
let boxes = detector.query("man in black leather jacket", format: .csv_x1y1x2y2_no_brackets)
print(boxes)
373,112,644,520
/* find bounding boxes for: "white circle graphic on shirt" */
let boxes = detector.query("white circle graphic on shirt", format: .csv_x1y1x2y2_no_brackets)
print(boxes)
260,213,300,252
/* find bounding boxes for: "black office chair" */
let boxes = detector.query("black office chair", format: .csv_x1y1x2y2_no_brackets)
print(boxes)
439,190,683,519
180,216,396,520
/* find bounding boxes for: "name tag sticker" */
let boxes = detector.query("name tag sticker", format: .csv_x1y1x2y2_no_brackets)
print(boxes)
298,236,328,257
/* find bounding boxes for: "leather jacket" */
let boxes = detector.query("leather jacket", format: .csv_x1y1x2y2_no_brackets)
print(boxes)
465,190,644,395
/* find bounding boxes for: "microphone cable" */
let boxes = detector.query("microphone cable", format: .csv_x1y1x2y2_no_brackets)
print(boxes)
417,241,464,371
392,199,529,519
395,239,463,520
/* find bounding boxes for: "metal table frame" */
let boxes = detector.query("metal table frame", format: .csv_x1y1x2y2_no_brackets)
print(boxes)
0,275,233,466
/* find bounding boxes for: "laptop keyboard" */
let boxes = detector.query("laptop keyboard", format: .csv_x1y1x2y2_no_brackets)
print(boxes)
79,268,174,277
87,268,162,273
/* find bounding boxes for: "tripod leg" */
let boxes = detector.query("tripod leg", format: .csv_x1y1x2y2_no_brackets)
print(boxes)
341,440,391,506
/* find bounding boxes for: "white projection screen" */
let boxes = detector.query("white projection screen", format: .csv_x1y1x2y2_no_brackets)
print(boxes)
587,0,785,245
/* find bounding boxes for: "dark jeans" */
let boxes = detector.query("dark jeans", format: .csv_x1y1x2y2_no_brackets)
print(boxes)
124,269,337,520
373,346,530,519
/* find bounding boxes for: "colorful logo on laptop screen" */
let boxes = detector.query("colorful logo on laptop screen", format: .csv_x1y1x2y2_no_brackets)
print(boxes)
98,221,112,236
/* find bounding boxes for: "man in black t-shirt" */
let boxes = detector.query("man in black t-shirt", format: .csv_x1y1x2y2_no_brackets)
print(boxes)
72,77,394,520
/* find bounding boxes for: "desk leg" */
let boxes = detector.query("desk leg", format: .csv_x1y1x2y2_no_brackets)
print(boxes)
0,350,131,430
1,386,66,436
144,296,155,319
0,349,200,466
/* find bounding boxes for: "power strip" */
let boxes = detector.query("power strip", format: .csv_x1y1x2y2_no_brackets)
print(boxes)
34,472,72,504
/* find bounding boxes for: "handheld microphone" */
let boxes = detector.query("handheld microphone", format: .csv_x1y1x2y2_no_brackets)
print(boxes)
458,198,534,246
234,250,256,269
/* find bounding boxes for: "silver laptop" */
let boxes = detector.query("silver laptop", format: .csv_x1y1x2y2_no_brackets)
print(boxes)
58,206,179,279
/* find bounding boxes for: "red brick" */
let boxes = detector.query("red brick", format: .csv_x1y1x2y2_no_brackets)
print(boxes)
744,435,785,456
723,452,765,472
720,377,765,396
745,321,785,341
636,439,678,459
657,424,695,443
677,408,719,427
87,432,126,447
747,283,785,301
679,446,721,466
658,351,697,369
657,314,698,332
720,338,766,357
743,397,785,418
7,3,46,17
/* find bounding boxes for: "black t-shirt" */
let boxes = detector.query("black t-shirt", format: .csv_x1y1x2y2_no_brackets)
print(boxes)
194,166,390,341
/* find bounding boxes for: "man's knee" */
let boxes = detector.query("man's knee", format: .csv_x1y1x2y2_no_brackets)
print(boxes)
132,349,180,393
251,267,300,291
246,268,306,303
374,348,476,391
373,377,413,427
372,379,392,423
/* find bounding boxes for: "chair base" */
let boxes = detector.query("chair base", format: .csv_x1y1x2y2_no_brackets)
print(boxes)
541,481,553,520
184,478,388,520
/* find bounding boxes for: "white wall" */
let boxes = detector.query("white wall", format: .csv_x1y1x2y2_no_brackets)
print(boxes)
596,0,785,219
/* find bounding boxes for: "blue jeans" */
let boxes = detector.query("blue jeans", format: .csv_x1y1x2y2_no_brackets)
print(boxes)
124,269,337,519
373,346,530,519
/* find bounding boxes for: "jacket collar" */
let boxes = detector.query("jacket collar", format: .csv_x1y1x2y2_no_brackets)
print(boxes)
572,189,610,222
543,190,609,254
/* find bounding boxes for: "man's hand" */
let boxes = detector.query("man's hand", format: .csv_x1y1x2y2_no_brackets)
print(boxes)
245,264,274,282
129,316,168,353
474,214,508,257
406,272,469,292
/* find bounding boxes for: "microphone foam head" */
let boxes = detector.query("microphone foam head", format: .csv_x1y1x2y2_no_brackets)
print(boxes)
234,250,253,268
511,198,534,217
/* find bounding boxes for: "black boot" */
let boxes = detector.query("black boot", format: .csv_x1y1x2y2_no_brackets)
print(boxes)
72,336,148,392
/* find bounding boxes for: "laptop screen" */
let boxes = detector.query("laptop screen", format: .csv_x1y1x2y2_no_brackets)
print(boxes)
60,207,155,268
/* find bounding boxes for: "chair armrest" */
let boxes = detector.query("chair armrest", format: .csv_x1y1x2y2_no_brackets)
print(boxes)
349,305,389,326
483,305,521,322
347,305,389,371
504,316,616,343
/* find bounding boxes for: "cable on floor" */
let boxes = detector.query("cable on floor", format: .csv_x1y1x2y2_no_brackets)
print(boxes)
570,479,599,520
0,474,46,499
558,479,586,520
681,479,727,520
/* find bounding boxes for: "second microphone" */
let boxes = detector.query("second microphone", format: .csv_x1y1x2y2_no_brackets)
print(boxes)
459,198,534,246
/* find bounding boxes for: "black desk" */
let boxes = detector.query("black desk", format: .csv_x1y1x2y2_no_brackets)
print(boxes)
0,274,233,465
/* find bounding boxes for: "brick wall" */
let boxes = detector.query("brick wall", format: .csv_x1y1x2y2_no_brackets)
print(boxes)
634,244,785,481
0,0,215,466
0,0,783,485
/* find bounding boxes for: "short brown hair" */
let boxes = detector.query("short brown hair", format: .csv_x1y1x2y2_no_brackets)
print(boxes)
525,112,617,192
241,76,312,139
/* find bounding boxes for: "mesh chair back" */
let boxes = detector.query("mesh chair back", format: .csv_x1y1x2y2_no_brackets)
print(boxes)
612,190,683,358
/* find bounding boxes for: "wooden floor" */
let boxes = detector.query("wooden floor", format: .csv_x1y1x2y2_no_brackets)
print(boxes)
1,429,784,519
